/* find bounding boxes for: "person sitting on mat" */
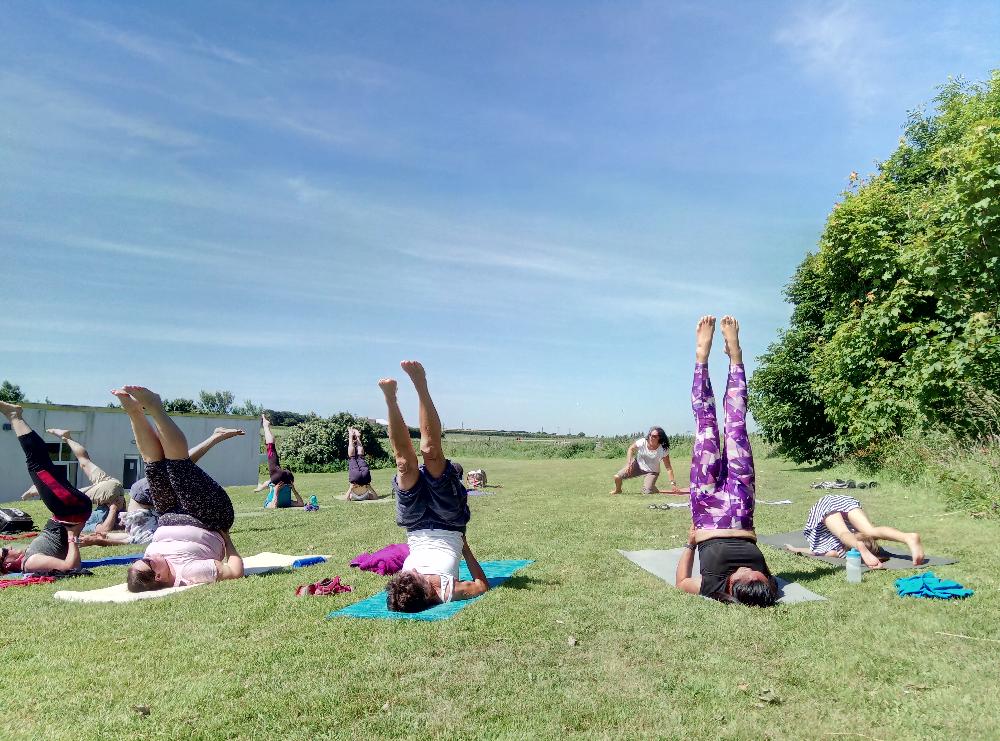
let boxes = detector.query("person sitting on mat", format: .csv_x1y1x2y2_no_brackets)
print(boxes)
111,386,244,592
610,426,678,495
80,427,246,547
379,361,490,612
255,414,304,508
785,495,924,568
22,429,127,537
344,427,379,501
0,401,92,575
675,316,778,607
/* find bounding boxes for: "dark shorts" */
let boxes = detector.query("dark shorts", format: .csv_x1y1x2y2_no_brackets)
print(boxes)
394,460,470,533
348,455,371,485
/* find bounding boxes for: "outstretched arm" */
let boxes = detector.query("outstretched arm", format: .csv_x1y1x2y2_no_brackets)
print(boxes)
675,526,701,594
452,537,490,601
290,483,303,505
662,455,678,489
215,531,244,581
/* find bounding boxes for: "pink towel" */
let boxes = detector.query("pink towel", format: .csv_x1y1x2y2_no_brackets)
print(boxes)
350,543,410,576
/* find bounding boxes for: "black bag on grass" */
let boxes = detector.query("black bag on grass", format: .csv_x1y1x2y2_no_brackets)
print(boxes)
0,508,34,533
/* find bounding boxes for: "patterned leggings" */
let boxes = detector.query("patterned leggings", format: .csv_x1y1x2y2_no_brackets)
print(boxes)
689,363,756,531
146,459,235,531
18,431,92,525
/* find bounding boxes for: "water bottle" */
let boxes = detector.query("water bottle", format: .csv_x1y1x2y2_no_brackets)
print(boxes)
845,548,863,583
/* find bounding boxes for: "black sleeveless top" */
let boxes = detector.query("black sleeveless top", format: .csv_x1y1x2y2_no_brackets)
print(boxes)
697,537,771,600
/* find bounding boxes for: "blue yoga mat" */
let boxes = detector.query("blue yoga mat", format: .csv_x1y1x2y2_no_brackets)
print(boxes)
328,559,533,621
80,553,145,568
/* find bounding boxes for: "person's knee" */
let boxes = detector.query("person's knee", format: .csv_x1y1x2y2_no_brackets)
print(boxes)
420,443,444,463
395,457,414,476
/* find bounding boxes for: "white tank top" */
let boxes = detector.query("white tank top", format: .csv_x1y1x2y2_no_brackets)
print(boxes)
402,529,463,603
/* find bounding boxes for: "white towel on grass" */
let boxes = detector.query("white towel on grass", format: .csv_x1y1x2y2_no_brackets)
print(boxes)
53,552,329,603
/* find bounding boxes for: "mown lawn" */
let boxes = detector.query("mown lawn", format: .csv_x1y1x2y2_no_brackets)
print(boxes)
2,452,998,740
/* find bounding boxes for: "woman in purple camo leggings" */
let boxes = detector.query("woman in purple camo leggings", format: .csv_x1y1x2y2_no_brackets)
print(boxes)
675,315,778,607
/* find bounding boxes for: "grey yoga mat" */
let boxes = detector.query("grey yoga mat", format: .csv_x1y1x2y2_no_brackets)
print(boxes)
618,548,827,604
757,532,956,570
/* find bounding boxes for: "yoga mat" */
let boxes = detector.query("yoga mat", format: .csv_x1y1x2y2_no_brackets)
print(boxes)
618,548,827,604
758,532,955,570
80,553,144,568
53,552,330,603
328,559,533,621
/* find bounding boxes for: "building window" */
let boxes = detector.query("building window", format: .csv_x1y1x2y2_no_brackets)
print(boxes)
46,441,79,487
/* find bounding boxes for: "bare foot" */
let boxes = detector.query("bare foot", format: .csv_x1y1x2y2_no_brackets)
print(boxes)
784,544,811,555
904,533,925,566
400,360,428,390
695,316,716,363
720,315,743,364
378,378,398,398
46,428,72,440
0,400,23,420
213,427,245,438
122,386,163,411
861,551,885,569
21,486,39,501
110,389,143,414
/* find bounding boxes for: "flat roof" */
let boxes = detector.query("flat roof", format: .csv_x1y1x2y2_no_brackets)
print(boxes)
18,402,257,420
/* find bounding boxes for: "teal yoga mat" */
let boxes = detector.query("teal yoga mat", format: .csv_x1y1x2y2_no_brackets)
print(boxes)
328,559,533,621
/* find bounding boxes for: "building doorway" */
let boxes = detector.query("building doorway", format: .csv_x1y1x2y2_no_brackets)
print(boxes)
122,455,142,490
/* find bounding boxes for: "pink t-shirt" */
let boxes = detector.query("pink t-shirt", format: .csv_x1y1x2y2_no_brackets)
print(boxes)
144,525,225,586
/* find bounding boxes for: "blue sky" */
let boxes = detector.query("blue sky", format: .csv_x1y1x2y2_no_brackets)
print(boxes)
3,1,998,435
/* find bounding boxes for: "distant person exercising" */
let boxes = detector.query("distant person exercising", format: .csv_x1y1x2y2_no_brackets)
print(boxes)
379,361,490,612
344,427,379,501
0,401,92,575
610,426,678,495
674,316,778,607
256,414,303,508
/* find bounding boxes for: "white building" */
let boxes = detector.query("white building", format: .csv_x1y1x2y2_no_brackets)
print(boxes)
0,403,261,504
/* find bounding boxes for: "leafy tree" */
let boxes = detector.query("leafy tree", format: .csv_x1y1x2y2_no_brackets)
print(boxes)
231,399,264,417
163,398,198,414
0,380,25,404
197,390,235,415
277,414,389,472
750,72,1000,464
263,409,313,426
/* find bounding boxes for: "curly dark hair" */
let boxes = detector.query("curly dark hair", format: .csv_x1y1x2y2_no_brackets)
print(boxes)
729,577,777,608
386,571,438,612
647,426,669,450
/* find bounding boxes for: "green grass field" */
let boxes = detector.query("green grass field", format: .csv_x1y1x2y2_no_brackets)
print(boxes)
3,452,998,740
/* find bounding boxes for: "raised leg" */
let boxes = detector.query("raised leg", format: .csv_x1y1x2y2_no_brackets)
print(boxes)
46,429,102,483
122,386,188,460
401,360,446,479
845,509,925,565
1,402,92,524
188,428,245,465
690,316,722,500
719,316,755,510
111,390,164,463
347,428,358,459
379,377,420,491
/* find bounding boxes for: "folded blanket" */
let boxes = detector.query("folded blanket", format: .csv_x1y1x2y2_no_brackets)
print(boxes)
350,543,409,576
53,552,329,603
896,572,973,599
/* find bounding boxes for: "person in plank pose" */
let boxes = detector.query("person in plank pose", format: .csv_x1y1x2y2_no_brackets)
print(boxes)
112,386,244,592
255,414,304,508
343,427,380,501
610,426,679,495
0,401,92,575
21,429,126,537
785,495,924,567
379,361,490,612
80,427,246,547
675,316,778,607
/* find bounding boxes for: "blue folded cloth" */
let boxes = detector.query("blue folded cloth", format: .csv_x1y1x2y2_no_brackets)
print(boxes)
895,571,973,599
292,556,327,568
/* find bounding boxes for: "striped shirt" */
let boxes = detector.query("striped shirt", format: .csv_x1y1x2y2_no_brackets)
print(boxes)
804,495,862,554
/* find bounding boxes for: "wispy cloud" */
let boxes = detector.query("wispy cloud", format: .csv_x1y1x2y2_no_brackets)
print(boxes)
774,1,887,118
